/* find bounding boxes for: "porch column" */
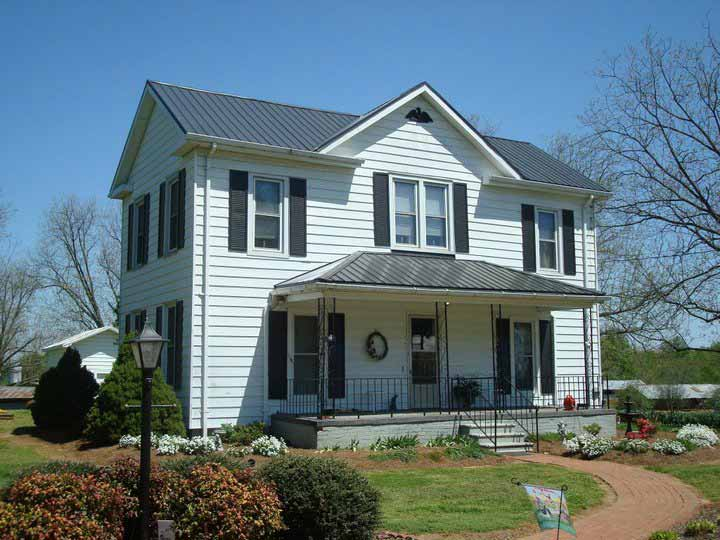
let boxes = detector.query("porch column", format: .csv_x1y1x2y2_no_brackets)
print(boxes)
317,297,327,419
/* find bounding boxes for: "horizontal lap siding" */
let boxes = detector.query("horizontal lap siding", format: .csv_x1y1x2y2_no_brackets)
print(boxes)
190,95,601,427
119,102,194,420
76,333,118,380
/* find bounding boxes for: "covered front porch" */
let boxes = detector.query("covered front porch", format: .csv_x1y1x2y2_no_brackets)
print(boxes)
267,252,610,449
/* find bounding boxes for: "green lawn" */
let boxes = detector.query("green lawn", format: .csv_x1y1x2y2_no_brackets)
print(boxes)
365,463,605,535
648,464,720,501
0,410,46,488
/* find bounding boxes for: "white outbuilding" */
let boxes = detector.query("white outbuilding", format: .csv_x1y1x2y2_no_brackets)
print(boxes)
42,326,119,383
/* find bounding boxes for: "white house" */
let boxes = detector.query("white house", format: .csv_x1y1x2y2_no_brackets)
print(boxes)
109,81,612,449
43,326,119,383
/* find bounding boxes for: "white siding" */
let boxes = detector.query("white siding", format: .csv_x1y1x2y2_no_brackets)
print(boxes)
44,331,118,382
187,95,603,428
118,100,195,420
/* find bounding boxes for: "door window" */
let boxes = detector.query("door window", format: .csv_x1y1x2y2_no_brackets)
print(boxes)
514,322,534,391
294,316,318,395
411,318,437,385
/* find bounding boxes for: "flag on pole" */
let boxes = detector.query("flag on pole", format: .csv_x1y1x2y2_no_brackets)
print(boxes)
521,484,576,536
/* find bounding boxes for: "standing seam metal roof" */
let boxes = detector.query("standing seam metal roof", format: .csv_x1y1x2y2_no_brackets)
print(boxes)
275,251,605,297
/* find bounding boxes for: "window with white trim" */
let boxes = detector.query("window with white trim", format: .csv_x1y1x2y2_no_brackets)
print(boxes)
392,178,451,251
253,177,283,251
537,209,559,271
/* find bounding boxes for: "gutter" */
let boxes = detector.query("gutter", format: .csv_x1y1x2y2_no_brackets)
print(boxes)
201,143,217,437
485,175,611,199
182,134,364,169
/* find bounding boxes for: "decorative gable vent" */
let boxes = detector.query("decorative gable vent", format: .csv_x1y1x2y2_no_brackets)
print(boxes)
405,107,433,123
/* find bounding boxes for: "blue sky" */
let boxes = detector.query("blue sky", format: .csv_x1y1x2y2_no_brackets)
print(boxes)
0,0,716,249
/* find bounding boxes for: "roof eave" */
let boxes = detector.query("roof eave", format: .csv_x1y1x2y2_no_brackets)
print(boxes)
485,175,611,199
182,133,364,169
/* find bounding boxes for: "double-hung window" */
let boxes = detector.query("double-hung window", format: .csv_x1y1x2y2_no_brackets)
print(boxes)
537,209,559,271
392,178,450,251
253,177,283,251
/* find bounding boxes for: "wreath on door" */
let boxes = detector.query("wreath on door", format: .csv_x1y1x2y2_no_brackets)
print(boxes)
366,331,388,360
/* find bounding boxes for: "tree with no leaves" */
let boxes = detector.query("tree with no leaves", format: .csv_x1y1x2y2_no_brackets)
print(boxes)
33,196,120,332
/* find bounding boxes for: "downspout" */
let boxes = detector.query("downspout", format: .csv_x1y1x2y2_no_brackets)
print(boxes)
591,200,602,406
201,143,217,437
581,195,594,406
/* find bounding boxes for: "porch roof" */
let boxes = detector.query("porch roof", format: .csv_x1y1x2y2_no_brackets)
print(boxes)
273,251,608,305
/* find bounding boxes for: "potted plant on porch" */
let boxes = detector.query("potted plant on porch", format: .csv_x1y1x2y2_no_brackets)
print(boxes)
452,378,481,409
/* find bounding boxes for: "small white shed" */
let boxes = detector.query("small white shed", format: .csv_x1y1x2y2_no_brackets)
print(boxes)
42,326,119,383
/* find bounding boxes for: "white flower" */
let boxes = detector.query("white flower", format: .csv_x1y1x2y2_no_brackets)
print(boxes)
119,434,141,448
676,424,719,448
652,439,687,455
614,438,650,454
562,437,581,454
562,433,613,458
250,435,288,457
117,432,223,456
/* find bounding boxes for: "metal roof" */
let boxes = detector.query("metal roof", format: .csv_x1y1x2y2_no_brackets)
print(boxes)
482,136,609,192
275,251,605,297
42,326,118,351
0,386,34,401
146,81,608,193
148,81,358,151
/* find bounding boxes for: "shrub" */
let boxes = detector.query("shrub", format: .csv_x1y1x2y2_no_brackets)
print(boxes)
614,438,650,454
84,336,186,444
161,453,253,476
583,423,602,436
251,435,288,456
676,424,719,448
684,519,717,536
650,411,720,429
369,434,419,451
648,531,679,540
444,440,489,460
219,421,265,445
260,455,381,540
652,439,687,455
11,460,102,484
30,347,98,433
425,434,473,447
5,471,131,536
0,502,106,539
616,385,653,412
563,434,614,459
167,463,284,540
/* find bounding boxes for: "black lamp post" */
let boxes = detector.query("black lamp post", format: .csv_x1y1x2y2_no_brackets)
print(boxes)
129,323,167,540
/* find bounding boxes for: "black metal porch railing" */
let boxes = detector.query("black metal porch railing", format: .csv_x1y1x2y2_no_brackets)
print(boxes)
536,375,609,409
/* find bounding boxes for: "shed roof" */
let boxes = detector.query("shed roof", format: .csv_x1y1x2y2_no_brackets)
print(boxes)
275,251,605,298
0,386,34,401
42,326,118,352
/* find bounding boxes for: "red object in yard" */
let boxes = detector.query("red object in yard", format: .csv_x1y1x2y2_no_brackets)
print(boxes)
627,418,656,439
563,394,576,411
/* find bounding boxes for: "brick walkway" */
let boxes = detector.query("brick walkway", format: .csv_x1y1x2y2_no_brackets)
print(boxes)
514,454,706,540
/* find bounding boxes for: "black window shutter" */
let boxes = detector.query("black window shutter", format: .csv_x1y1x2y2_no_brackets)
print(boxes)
289,178,307,257
177,169,186,250
372,172,390,247
167,305,176,386
453,183,469,253
562,209,577,276
142,194,150,264
328,313,345,399
496,318,511,394
126,203,134,271
174,300,183,389
155,305,164,372
228,170,248,252
539,319,555,394
124,314,131,336
267,311,288,399
158,182,166,258
521,204,536,272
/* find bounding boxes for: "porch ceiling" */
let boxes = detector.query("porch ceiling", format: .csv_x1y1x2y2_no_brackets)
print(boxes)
273,251,608,307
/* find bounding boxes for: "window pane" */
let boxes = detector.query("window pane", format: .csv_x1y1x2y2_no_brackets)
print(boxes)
395,182,416,213
538,211,556,241
255,215,280,249
426,217,447,247
255,180,280,215
539,240,557,269
294,316,318,354
395,214,417,244
514,322,534,391
425,185,446,217
294,355,318,394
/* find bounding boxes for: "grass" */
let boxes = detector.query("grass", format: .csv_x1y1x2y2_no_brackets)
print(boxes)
0,410,46,488
648,464,720,501
365,462,604,535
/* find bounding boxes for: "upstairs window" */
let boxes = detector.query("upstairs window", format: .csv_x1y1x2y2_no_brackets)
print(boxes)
254,177,283,251
537,209,559,271
169,177,180,250
392,177,451,251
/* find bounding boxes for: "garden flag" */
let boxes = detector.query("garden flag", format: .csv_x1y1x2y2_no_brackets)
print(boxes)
522,483,576,536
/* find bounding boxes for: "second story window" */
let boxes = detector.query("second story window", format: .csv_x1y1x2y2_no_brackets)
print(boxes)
169,177,180,250
135,197,147,267
392,177,451,252
253,177,283,251
537,209,559,271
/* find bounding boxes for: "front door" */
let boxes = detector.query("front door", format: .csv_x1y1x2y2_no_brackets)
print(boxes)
409,317,439,409
512,321,536,402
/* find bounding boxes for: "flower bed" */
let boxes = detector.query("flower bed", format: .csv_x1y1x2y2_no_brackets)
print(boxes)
119,433,223,456
676,424,719,448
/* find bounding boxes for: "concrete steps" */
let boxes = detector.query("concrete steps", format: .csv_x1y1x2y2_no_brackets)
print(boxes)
459,424,534,455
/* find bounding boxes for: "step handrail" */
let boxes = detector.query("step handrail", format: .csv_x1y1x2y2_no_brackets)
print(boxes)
493,375,540,452
451,377,499,452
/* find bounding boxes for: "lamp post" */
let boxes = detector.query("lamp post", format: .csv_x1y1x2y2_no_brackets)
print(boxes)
129,323,168,540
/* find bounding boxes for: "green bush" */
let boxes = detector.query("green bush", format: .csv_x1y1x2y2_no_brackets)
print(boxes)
444,440,490,460
583,423,602,436
30,347,98,433
648,531,679,540
0,502,106,539
651,411,720,429
8,460,102,487
684,519,717,536
161,453,253,476
260,455,381,540
369,434,419,451
219,421,265,445
84,336,186,444
616,385,653,413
